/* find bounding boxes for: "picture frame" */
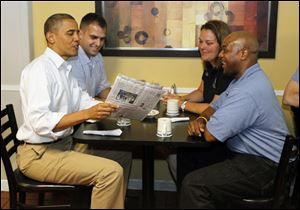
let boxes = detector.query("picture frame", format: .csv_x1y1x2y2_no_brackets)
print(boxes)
95,1,278,58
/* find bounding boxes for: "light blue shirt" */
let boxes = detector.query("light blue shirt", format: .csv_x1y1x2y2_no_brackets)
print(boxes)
291,68,299,83
68,46,110,97
208,63,289,163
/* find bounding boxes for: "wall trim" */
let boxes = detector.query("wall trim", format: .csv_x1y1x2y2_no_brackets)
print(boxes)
1,85,284,96
1,85,19,92
1,180,9,191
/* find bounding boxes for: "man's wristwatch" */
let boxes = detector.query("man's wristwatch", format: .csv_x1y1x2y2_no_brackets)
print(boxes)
181,101,187,112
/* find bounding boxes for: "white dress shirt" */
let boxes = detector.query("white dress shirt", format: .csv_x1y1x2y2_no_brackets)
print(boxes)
17,47,99,144
68,46,110,97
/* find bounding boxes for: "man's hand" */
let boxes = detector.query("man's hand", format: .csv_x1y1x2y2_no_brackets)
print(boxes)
161,93,180,104
187,118,206,136
87,103,119,120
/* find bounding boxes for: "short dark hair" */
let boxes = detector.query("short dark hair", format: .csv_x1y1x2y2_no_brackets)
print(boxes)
80,13,107,30
44,13,75,37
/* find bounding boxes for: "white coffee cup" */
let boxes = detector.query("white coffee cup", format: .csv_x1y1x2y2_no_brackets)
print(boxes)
167,99,179,116
157,117,172,137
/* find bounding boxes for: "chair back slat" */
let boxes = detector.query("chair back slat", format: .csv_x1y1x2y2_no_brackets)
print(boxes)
271,136,294,207
7,144,18,157
1,120,11,133
240,135,299,209
3,132,18,147
1,104,92,208
1,104,19,208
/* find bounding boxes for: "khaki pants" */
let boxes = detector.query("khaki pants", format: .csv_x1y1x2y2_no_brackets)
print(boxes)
17,138,125,209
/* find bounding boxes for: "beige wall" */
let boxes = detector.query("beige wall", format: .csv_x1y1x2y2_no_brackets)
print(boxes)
31,1,299,135
32,1,299,90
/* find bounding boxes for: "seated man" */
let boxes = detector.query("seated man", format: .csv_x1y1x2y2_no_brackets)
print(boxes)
68,12,132,190
17,13,124,209
180,31,289,208
68,13,111,100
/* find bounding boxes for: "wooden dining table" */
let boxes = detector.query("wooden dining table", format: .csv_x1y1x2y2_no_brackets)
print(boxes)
72,105,213,208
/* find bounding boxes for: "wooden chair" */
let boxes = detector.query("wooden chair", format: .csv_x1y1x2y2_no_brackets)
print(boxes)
238,135,299,209
1,104,91,209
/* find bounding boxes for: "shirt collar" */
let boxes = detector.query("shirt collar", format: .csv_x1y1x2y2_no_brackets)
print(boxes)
228,63,261,89
44,47,72,70
78,46,92,65
238,63,260,82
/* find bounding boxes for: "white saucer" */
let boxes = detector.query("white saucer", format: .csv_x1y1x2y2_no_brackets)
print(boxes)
117,122,131,126
147,109,159,118
166,112,179,117
156,133,172,137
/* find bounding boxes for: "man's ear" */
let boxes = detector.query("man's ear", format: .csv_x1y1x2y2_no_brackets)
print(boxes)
46,31,55,44
240,48,249,61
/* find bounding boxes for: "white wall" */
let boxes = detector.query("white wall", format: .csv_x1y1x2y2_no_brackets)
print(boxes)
1,1,33,190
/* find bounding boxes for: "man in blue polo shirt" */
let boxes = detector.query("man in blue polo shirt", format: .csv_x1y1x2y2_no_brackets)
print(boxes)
181,31,289,208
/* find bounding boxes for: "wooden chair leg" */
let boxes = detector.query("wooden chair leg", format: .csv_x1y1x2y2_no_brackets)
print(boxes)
38,193,45,205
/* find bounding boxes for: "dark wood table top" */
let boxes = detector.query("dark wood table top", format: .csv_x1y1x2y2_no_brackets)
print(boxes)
73,104,210,148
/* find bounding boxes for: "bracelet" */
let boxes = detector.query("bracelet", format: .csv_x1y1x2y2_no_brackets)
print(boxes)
196,116,208,124
181,101,187,112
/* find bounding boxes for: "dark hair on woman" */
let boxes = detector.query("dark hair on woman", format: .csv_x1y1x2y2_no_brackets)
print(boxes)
44,13,75,37
80,13,107,30
200,20,231,69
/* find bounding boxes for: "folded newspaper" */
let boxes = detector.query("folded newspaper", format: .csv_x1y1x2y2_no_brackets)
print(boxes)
105,75,165,120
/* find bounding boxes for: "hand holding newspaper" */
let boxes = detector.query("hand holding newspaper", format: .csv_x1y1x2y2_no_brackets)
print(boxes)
106,75,165,120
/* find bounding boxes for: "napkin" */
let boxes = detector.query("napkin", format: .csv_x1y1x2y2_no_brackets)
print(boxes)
170,117,190,123
83,129,122,136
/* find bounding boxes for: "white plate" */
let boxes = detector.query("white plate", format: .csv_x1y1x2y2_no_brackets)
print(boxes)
166,112,179,117
147,109,159,118
156,133,172,138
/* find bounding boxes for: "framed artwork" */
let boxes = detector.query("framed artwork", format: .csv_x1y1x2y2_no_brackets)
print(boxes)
95,1,278,58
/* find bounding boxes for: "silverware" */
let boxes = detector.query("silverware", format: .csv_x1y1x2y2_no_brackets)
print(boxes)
171,83,177,94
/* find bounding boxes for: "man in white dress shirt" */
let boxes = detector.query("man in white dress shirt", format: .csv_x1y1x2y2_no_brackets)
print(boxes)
16,13,125,209
68,13,111,100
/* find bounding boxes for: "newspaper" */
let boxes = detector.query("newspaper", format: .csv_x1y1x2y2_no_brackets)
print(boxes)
106,75,165,120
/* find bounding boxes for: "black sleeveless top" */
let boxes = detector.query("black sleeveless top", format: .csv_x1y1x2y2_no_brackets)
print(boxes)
201,64,233,103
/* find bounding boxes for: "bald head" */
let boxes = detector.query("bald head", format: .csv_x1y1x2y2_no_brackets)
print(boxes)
225,31,259,59
219,31,259,79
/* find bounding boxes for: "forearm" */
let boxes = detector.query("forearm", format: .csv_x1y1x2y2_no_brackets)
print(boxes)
53,109,89,132
283,92,299,107
181,89,204,102
283,81,299,107
201,106,217,142
184,101,210,114
97,87,111,100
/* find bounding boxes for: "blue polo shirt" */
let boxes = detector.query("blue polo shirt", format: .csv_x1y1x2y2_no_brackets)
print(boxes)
207,63,289,163
291,68,299,83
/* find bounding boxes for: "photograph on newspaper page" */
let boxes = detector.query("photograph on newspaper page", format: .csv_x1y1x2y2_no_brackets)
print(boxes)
106,75,165,120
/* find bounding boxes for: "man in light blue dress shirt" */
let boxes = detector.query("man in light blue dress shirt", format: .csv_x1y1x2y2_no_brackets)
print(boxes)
68,13,132,190
68,13,111,100
181,31,289,208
